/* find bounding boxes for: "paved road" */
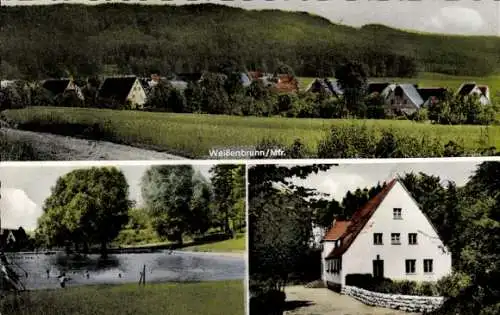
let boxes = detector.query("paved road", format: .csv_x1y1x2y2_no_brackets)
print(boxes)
1,128,187,160
284,286,421,315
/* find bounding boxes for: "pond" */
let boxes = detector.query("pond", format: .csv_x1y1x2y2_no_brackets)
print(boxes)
5,250,246,290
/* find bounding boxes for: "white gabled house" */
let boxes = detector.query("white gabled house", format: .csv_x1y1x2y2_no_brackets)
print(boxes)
381,84,424,115
456,82,490,105
321,179,452,288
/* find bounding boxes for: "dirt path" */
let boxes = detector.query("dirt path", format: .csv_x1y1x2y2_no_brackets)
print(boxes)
1,128,187,160
284,286,421,315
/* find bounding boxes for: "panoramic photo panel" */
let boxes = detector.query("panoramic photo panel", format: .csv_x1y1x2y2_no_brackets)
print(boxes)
0,162,246,315
1,0,500,160
248,160,500,315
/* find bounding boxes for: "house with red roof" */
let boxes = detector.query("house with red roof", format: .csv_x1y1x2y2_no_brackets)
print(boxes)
321,179,452,288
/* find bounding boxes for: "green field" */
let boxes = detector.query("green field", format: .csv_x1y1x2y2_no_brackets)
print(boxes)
1,280,244,315
3,107,499,157
181,233,246,253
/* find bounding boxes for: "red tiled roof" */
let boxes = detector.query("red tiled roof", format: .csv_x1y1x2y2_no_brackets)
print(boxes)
325,179,397,260
323,220,351,241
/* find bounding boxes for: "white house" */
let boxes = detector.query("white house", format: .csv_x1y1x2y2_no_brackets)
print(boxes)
98,76,147,109
321,179,452,288
456,82,490,105
381,84,424,115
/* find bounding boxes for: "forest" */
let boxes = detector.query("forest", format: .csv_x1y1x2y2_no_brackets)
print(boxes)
34,164,246,255
1,4,500,79
249,162,500,315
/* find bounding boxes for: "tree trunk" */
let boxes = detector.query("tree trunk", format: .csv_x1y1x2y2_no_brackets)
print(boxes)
100,242,108,258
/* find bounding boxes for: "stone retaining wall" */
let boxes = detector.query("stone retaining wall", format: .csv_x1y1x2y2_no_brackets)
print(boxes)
341,285,445,313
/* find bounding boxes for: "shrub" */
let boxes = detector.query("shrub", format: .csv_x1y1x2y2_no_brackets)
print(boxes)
345,273,440,296
249,290,286,315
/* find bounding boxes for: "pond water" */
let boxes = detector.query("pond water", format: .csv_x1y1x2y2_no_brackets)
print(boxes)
6,250,245,290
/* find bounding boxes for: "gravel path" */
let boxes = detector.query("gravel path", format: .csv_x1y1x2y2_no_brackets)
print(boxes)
284,286,421,315
1,128,187,160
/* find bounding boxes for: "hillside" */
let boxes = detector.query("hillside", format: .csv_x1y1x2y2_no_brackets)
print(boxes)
1,3,500,79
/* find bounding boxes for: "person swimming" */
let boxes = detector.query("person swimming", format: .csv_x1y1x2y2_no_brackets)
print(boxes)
58,272,70,288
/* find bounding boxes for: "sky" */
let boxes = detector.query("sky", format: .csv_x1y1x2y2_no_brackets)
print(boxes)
284,160,481,201
0,163,212,231
1,0,499,36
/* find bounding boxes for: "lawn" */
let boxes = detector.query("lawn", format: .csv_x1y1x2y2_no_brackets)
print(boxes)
1,280,245,315
3,106,500,157
181,233,246,253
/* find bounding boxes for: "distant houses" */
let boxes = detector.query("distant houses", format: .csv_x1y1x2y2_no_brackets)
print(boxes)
42,78,85,101
306,77,492,115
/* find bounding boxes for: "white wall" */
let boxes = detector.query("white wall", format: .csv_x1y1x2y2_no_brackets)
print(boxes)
321,241,342,284
343,181,452,284
127,80,147,108
470,86,490,105
386,90,419,114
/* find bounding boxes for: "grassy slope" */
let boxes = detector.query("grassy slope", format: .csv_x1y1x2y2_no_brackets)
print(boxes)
3,107,499,157
2,4,500,77
2,280,245,315
181,233,246,253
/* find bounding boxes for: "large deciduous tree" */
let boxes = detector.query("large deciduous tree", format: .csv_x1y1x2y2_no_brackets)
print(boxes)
36,167,131,257
141,165,195,244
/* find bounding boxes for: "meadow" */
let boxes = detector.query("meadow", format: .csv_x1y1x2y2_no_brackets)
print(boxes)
3,107,499,158
0,280,245,315
181,233,246,253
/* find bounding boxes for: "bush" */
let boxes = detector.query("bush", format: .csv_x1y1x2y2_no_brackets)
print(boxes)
345,273,440,296
250,290,286,315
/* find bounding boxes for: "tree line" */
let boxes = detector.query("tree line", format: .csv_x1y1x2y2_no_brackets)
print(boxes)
249,162,500,315
35,164,246,256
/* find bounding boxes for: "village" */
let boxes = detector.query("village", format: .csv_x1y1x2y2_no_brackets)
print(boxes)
0,72,492,116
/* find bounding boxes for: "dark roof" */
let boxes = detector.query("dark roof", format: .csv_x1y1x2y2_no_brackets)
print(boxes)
325,179,397,260
458,83,476,96
417,88,447,102
367,83,390,94
98,77,137,103
42,79,70,95
0,228,27,245
323,221,351,241
175,73,203,82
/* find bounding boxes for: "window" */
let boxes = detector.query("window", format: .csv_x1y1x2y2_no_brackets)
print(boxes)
373,233,383,245
405,259,416,274
403,99,407,105
391,99,395,105
393,208,402,219
424,259,433,273
408,233,418,245
391,233,401,245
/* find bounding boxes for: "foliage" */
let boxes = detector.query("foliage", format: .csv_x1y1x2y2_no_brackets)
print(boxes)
249,163,332,300
1,4,497,79
209,165,246,234
35,167,132,256
345,273,440,296
428,91,496,125
140,165,197,244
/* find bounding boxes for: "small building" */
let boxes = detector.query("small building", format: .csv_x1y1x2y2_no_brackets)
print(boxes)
41,78,85,101
367,82,390,95
417,87,448,107
271,74,299,93
305,78,343,97
0,227,29,252
456,82,490,105
98,76,147,109
382,84,423,115
321,179,452,288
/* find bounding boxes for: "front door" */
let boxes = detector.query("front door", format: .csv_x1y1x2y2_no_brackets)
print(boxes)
373,259,384,278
